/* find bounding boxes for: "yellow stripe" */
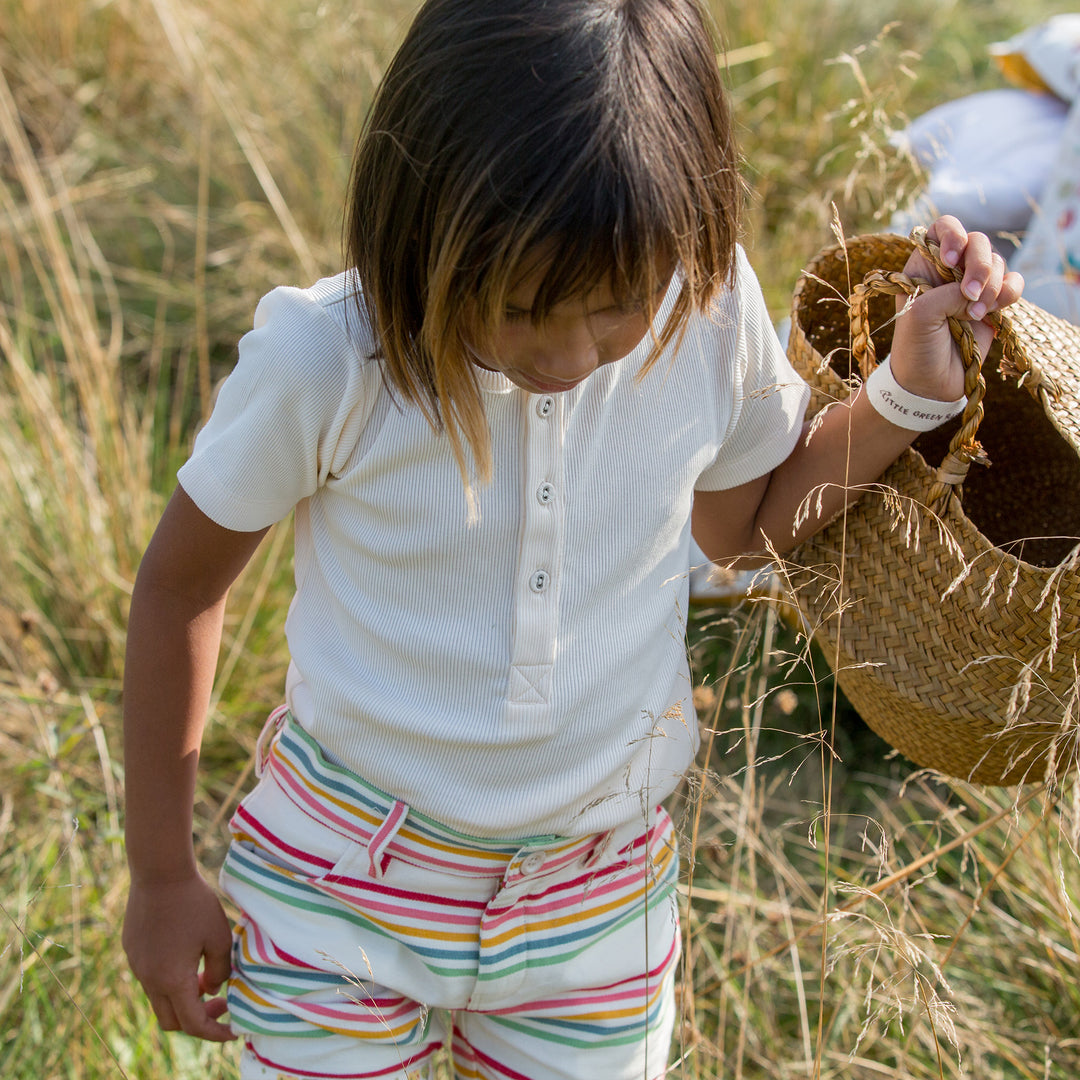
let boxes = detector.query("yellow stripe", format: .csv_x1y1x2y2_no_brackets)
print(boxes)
524,976,669,1022
481,847,676,947
231,980,421,1039
278,755,512,867
316,892,478,943
454,1063,485,1080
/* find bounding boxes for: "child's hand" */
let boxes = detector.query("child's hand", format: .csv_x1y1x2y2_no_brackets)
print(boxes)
889,215,1024,402
123,873,236,1043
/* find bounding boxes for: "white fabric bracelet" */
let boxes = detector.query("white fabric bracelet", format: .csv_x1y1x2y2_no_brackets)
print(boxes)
862,356,967,431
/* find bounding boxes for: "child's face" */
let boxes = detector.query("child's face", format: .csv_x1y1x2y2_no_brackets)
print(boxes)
468,261,674,395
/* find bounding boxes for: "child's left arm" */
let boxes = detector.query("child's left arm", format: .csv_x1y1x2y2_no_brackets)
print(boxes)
692,217,1024,566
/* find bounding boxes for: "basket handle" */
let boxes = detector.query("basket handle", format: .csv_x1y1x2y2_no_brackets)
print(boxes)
848,227,1052,511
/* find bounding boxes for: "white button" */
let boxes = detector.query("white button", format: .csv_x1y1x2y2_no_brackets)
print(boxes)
530,570,549,593
536,482,554,505
520,851,545,874
536,396,555,418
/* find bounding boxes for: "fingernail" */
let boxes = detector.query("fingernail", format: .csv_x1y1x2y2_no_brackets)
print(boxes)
944,249,960,266
963,280,982,301
968,301,987,320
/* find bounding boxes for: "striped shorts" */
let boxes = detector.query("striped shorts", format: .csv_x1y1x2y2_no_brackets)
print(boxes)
219,709,681,1080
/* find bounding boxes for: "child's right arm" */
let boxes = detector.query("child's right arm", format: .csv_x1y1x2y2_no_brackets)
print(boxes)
122,486,268,1042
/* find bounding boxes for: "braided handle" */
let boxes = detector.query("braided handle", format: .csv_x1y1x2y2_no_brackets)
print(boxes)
849,227,1045,511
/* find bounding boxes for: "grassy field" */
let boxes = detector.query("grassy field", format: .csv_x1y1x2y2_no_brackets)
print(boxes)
2,0,1079,1077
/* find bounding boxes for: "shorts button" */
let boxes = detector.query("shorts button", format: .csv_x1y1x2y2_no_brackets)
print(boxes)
520,851,546,874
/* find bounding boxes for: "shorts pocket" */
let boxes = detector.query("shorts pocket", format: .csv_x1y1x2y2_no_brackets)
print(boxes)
228,769,358,879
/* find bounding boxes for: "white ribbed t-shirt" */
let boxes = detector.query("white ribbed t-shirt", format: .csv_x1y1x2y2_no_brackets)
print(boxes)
178,246,809,838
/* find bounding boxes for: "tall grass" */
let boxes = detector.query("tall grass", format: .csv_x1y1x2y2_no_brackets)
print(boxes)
1,0,1078,1077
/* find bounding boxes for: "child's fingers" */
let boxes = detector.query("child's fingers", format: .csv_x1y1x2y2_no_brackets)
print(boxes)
919,218,1023,319
124,877,236,1042
206,996,231,1022
956,231,993,309
956,257,1022,324
968,268,1024,356
170,978,236,1042
149,991,181,1032
924,214,968,269
996,270,1025,311
923,216,997,289
199,938,233,997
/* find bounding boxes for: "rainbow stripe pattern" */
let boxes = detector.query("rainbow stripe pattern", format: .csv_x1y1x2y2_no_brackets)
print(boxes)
220,712,679,1079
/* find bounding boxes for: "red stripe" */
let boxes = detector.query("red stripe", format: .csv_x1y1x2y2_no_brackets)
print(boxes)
452,1034,535,1080
317,882,486,926
272,758,507,876
247,1039,440,1079
271,758,375,844
485,936,679,1015
234,802,336,872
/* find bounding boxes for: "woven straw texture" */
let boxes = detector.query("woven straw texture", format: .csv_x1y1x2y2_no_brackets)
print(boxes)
786,232,1080,784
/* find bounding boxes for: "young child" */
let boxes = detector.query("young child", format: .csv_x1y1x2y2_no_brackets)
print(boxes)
121,1,1022,1077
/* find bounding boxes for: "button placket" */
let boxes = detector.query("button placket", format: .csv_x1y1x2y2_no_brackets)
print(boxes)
506,392,566,708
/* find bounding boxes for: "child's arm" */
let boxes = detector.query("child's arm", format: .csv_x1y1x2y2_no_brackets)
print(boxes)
693,217,1024,565
122,486,268,1042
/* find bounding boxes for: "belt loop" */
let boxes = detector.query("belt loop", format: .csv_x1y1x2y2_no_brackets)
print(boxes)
368,800,409,880
583,829,615,868
254,704,289,778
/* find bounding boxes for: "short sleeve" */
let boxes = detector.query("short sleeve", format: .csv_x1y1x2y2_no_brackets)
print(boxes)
177,282,379,531
695,247,810,491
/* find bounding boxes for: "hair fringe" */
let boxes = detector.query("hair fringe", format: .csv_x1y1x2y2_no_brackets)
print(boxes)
345,0,741,503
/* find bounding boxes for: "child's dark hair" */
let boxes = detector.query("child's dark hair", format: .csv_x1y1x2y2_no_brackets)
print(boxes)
346,0,742,496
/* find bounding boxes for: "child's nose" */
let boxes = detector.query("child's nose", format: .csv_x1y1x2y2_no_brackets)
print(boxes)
540,322,599,380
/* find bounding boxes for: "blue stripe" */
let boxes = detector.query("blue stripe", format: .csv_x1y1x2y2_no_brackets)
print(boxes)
475,875,677,974
227,995,335,1038
278,719,552,852
224,846,481,969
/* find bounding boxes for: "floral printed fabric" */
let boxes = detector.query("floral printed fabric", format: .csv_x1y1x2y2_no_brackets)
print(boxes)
1012,96,1080,323
992,15,1080,322
892,15,1080,324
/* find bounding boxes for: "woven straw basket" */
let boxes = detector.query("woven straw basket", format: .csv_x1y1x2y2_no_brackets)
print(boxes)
785,230,1080,784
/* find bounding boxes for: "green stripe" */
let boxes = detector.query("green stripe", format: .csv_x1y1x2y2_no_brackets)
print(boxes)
224,858,477,980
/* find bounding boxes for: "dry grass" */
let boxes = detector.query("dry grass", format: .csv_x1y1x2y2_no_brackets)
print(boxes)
2,0,1080,1077
680,594,1080,1079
